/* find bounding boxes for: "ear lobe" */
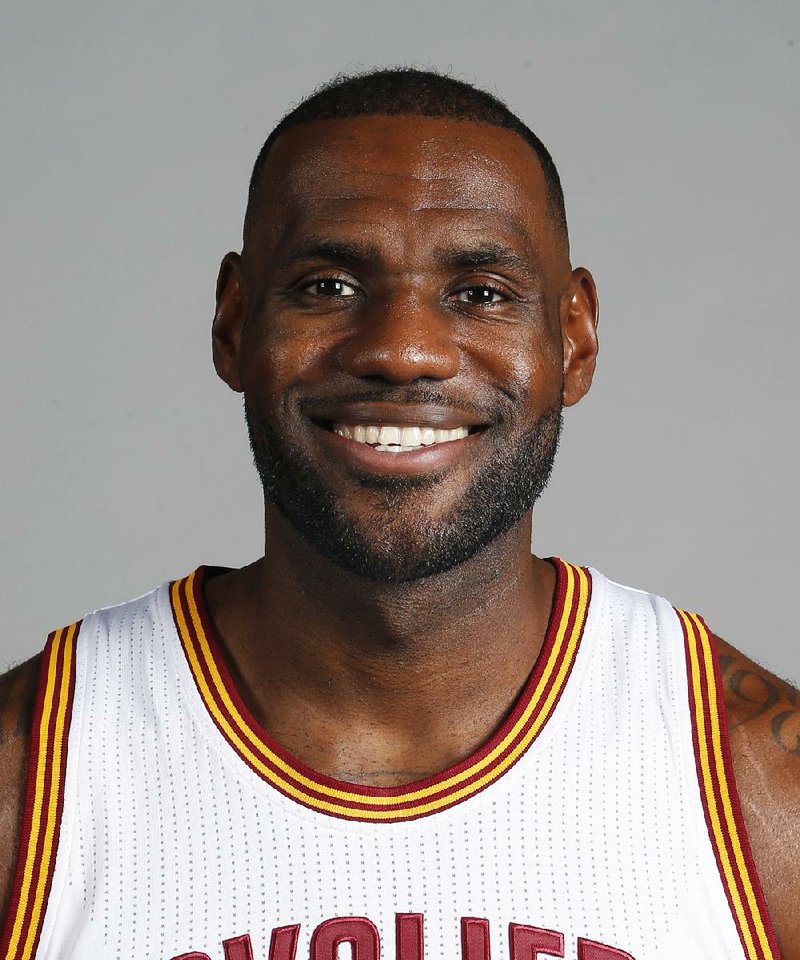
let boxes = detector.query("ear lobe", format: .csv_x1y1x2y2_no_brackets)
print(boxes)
212,252,246,393
561,267,599,408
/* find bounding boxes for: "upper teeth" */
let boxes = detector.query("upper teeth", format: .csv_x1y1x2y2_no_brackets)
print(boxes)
332,423,469,452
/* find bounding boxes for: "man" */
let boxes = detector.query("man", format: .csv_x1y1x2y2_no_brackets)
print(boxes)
0,68,797,960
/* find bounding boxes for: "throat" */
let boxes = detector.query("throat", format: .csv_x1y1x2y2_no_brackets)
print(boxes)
201,541,558,789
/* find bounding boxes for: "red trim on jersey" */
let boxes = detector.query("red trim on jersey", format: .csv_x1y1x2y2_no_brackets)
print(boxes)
705,621,782,959
679,610,782,960
170,559,591,821
0,621,80,960
698,642,763,948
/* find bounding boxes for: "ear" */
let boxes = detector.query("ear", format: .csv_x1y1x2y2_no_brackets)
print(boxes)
561,267,599,407
212,252,246,393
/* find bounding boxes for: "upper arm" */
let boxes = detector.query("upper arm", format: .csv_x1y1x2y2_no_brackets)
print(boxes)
716,636,800,959
0,656,40,926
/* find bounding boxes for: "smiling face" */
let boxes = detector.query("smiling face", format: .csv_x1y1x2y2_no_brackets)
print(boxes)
213,115,598,581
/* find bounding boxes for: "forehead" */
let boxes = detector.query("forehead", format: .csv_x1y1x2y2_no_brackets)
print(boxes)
251,116,556,261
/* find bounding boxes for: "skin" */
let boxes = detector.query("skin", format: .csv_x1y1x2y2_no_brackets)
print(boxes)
0,116,797,952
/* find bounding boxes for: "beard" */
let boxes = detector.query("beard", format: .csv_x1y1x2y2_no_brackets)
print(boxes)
245,399,562,583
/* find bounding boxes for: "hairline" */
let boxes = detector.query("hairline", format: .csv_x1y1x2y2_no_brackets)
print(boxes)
243,113,568,252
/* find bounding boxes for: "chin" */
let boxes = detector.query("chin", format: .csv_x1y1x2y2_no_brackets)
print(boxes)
296,501,523,584
248,399,562,583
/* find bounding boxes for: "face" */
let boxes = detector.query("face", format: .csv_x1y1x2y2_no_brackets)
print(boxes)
214,116,598,581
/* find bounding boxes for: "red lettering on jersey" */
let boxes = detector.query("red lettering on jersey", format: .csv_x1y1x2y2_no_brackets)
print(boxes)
577,938,636,959
269,924,301,960
311,917,380,960
396,913,423,960
509,923,564,958
461,917,491,960
172,915,635,960
223,934,254,960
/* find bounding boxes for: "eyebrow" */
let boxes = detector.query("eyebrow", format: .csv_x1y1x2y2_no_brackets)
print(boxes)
437,244,540,283
281,236,382,268
279,236,540,284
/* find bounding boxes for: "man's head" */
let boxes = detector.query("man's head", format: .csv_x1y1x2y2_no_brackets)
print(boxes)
213,68,598,582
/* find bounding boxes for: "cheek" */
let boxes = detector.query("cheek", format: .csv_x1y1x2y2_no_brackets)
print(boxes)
465,326,563,410
239,311,339,406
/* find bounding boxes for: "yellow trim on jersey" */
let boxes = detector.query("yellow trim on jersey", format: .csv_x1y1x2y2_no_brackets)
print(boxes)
2,622,77,960
172,561,590,821
679,610,778,960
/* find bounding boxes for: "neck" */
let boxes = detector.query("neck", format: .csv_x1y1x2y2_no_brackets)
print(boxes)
205,508,557,785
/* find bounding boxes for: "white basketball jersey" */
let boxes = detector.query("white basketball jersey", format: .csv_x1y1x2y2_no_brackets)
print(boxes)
0,560,782,960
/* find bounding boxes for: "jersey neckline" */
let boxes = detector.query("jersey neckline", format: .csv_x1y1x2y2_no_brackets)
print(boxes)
169,557,592,822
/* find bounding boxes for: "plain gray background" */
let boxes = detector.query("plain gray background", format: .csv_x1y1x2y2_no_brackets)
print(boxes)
2,0,798,683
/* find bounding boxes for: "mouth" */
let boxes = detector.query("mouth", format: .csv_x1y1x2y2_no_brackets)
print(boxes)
328,421,479,453
309,414,487,477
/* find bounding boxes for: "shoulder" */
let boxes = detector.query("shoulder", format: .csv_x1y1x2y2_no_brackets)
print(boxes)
715,635,800,958
0,656,41,924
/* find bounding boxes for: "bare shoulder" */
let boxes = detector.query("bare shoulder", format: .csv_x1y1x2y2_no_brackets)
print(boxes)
0,656,40,924
715,636,800,957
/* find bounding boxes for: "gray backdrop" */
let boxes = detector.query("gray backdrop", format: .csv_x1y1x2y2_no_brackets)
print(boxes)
2,0,798,683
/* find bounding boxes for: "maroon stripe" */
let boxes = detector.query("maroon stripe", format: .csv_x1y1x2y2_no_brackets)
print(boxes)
26,621,80,960
524,566,591,738
693,626,761,957
681,613,746,953
170,577,346,808
173,576,242,758
0,622,80,959
365,574,591,818
701,622,782,959
175,562,589,821
17,637,64,952
192,561,576,792
171,578,342,805
680,612,774,960
522,565,587,730
9,630,64,954
0,632,56,957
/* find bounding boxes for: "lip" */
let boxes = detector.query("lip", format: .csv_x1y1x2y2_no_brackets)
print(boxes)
313,419,482,476
307,402,489,432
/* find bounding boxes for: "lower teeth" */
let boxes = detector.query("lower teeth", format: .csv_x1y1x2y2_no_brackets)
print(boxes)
374,444,418,453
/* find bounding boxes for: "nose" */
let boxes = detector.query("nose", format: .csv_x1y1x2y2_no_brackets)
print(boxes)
340,291,461,384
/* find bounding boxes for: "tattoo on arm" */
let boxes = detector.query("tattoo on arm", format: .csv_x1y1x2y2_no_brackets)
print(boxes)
718,652,800,756
718,653,735,677
771,711,800,757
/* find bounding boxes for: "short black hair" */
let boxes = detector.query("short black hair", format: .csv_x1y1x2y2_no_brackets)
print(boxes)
245,67,567,244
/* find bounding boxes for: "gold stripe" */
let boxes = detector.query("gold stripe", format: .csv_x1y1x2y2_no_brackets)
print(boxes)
682,610,755,957
680,611,770,960
411,564,589,813
174,563,588,819
179,564,576,809
5,629,63,959
20,623,76,960
689,613,774,960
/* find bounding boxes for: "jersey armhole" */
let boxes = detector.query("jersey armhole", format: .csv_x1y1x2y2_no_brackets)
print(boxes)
676,609,782,960
0,621,80,960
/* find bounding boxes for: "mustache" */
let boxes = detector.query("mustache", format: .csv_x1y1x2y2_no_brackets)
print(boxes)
299,383,513,422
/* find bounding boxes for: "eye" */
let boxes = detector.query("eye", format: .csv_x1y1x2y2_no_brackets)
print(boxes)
304,277,359,298
453,285,506,305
